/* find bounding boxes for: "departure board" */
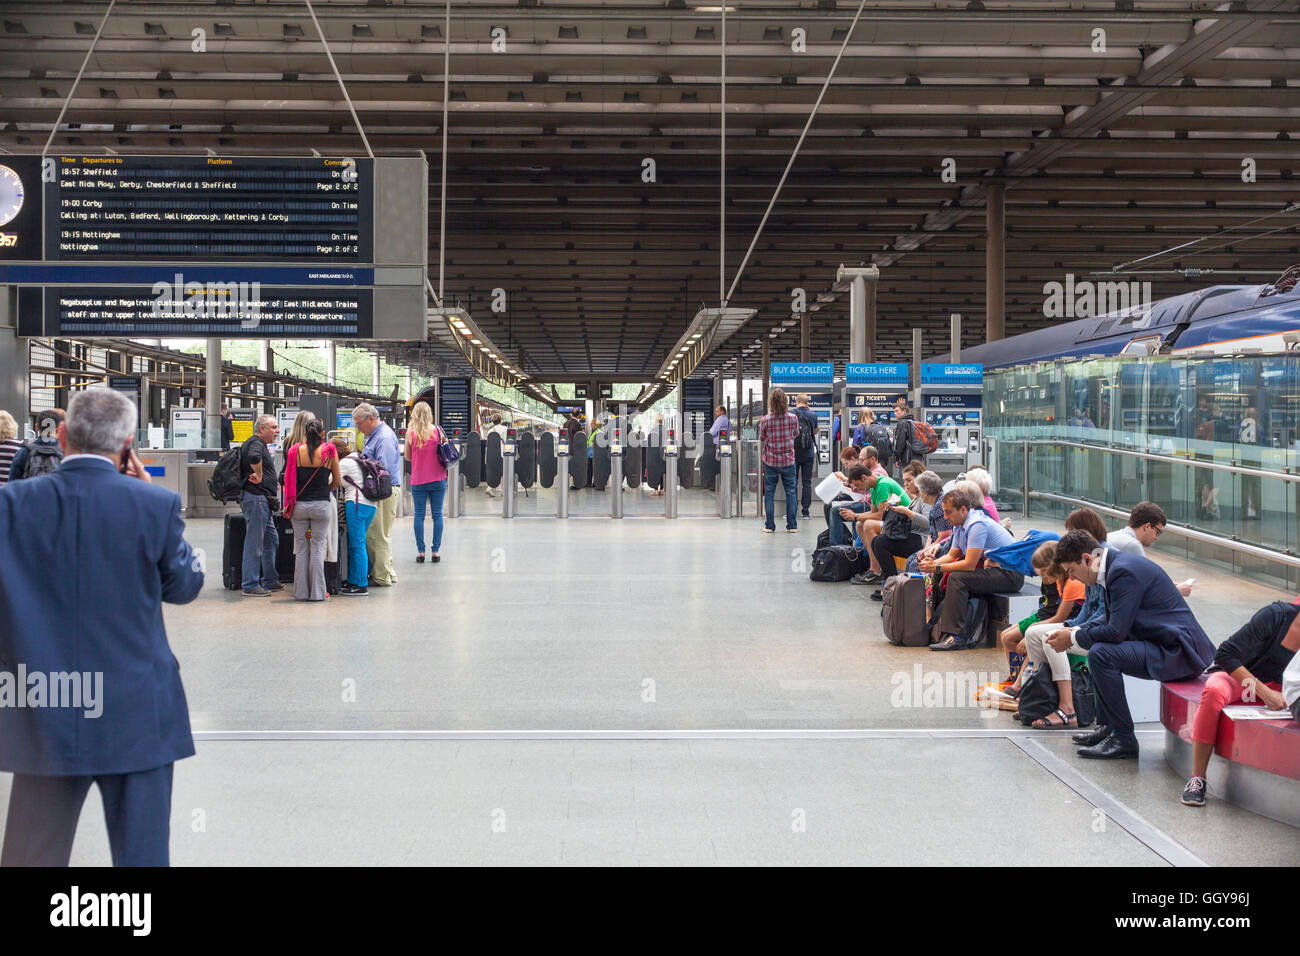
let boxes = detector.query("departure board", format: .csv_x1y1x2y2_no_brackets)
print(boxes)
45,155,373,262
35,286,373,338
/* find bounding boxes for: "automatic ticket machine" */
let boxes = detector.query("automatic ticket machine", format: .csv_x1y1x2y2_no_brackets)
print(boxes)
918,363,984,482
768,362,834,477
843,363,910,455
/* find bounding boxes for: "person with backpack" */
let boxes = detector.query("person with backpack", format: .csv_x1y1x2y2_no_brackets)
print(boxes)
335,435,374,596
238,414,283,596
892,398,939,468
8,409,65,482
792,394,819,520
862,410,895,472
404,400,447,566
354,403,402,587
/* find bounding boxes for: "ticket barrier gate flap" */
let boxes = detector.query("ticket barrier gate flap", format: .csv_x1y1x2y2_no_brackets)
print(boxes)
462,432,483,487
623,442,643,490
485,431,504,490
446,428,465,518
716,430,733,518
538,431,557,488
568,429,588,489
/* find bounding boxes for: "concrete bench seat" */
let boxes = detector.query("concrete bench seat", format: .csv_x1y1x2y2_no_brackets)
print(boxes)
1162,676,1300,827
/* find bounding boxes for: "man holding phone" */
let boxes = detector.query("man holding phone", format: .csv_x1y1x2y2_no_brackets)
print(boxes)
0,388,204,865
239,414,282,596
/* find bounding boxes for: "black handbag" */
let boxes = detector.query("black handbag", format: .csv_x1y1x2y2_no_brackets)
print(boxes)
809,545,870,582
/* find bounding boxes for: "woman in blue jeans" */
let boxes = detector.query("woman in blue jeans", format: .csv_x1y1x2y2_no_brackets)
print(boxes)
757,386,799,533
404,401,448,563
335,437,376,596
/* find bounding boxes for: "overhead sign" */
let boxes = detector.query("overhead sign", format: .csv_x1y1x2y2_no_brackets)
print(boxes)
921,363,983,386
769,362,834,386
598,383,614,399
845,363,908,386
574,384,589,399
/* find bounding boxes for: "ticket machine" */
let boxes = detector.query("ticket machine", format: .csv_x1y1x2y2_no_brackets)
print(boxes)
918,363,984,482
768,362,834,477
842,363,909,457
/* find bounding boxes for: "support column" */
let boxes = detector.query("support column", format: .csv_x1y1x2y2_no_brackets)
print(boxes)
760,341,770,411
205,338,222,446
850,274,867,363
326,340,337,386
912,327,922,394
372,353,381,394
0,290,29,427
864,279,877,362
951,313,963,362
986,183,1005,343
733,350,742,420
260,340,273,413
800,310,810,362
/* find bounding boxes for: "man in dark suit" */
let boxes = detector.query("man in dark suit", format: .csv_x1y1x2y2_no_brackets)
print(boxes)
0,388,204,866
1049,529,1215,760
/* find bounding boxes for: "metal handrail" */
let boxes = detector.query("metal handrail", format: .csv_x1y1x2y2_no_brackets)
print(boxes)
1013,437,1300,484
1026,490,1300,570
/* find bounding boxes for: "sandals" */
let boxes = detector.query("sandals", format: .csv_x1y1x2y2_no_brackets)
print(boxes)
1032,709,1078,729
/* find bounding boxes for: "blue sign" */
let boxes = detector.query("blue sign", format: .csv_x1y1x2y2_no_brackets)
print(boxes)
769,362,834,386
921,363,983,385
846,363,909,386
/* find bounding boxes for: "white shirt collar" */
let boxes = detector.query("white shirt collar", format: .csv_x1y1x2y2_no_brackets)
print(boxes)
1095,545,1110,587
61,453,114,466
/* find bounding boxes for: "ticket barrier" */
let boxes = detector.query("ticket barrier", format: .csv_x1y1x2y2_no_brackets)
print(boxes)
502,428,517,519
717,429,734,518
446,428,465,518
557,440,571,518
664,429,679,519
610,426,624,518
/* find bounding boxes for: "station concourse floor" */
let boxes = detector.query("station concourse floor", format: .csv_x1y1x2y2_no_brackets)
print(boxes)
3,488,1296,866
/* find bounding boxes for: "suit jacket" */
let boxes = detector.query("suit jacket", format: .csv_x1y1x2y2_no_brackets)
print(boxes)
1075,550,1215,681
0,456,204,776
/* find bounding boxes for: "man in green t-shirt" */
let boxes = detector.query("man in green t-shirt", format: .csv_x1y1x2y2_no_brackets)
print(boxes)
846,473,911,584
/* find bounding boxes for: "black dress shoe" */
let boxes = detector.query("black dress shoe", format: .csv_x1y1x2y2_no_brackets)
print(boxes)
1073,724,1110,746
1077,735,1139,760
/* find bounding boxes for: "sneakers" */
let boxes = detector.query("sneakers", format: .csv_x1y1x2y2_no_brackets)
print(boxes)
850,570,881,586
338,583,369,597
763,527,774,534
870,589,884,601
786,527,798,534
1181,776,1207,807
267,583,286,592
242,587,271,596
929,634,969,651
416,554,425,563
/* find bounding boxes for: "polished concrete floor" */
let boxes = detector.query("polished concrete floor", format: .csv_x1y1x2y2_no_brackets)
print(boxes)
3,503,1297,866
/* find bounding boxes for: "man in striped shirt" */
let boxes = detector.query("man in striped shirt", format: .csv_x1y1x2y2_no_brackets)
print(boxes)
0,410,23,486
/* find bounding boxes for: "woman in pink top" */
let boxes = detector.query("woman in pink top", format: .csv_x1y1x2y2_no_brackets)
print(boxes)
403,401,448,563
966,467,1000,522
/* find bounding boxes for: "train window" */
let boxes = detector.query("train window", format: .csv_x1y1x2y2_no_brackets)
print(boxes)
1120,335,1162,356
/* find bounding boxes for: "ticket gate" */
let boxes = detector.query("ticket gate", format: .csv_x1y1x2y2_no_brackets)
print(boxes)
557,437,571,518
502,428,517,518
664,428,679,519
446,428,465,518
609,425,624,518
717,429,734,518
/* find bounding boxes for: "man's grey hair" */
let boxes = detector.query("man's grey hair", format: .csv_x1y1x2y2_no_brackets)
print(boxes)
915,470,944,498
352,403,378,424
255,414,276,433
67,388,136,456
954,479,985,509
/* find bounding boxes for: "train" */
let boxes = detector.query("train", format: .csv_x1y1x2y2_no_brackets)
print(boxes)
934,265,1300,368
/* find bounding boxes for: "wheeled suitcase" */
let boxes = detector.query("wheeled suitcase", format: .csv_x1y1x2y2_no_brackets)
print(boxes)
222,513,295,590
881,573,930,646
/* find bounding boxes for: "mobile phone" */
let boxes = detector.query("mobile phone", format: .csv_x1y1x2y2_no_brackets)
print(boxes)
887,493,900,506
120,439,133,474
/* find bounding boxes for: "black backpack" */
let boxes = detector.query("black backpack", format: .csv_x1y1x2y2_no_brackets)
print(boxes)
22,441,63,479
794,411,815,456
1016,662,1096,727
208,444,247,502
866,423,894,468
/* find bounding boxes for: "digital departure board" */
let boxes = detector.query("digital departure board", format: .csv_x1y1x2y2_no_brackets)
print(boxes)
0,153,426,340
45,155,373,262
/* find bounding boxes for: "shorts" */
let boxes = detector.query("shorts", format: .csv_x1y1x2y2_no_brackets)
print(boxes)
1016,613,1040,635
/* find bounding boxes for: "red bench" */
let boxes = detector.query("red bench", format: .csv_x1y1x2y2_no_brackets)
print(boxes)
1161,677,1300,828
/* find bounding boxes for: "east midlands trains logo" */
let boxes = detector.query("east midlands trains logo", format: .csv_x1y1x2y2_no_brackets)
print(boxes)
1042,274,1153,319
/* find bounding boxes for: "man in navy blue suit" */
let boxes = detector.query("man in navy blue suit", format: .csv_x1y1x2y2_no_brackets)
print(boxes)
0,388,203,866
1049,529,1215,760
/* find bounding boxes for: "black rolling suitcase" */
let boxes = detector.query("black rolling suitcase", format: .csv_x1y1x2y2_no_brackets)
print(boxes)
222,513,295,590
